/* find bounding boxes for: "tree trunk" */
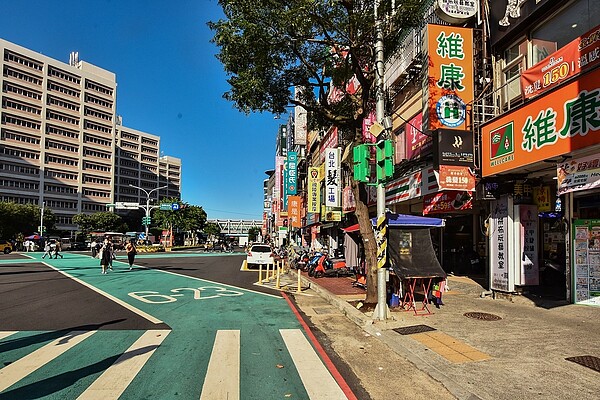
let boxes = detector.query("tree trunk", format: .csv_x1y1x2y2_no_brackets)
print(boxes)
351,180,378,303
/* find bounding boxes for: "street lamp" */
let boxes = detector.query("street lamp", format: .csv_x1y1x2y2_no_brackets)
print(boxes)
129,184,168,241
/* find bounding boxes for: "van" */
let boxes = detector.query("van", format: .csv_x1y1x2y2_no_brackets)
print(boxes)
60,238,71,250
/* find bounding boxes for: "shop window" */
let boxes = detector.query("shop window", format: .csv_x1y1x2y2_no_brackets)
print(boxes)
501,40,527,109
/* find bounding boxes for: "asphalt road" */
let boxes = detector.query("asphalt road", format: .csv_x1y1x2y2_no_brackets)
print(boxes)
0,251,359,399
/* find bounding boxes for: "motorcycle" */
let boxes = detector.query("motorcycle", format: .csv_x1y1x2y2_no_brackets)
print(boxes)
308,252,352,278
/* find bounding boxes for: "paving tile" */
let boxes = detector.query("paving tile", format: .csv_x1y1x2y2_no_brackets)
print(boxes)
462,350,491,361
443,353,472,363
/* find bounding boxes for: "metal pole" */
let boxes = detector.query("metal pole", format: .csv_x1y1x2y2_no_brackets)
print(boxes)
40,201,45,236
145,195,150,240
375,0,389,321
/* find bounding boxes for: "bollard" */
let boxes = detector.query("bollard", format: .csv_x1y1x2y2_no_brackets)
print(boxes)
259,264,263,284
297,269,302,293
276,265,281,289
265,264,271,282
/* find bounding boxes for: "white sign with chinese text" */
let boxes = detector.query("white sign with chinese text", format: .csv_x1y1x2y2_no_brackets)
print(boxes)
490,196,514,292
325,148,341,207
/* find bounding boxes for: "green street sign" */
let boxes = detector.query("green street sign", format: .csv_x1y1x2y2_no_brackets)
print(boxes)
159,203,172,211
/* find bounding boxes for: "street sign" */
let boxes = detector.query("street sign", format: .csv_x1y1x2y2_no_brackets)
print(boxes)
159,203,172,211
116,202,140,210
171,203,180,211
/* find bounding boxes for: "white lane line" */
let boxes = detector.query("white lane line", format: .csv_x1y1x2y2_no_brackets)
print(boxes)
0,331,17,340
77,329,170,400
41,261,163,324
200,330,240,400
0,330,95,392
280,329,347,400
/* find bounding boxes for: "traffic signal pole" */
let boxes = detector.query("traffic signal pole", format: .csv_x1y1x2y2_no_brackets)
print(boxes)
129,184,167,241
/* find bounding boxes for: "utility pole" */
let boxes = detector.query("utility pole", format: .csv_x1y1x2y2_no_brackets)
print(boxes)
40,201,45,236
374,0,390,321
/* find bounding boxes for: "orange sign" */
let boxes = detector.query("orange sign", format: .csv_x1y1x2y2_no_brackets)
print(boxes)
436,165,475,191
426,24,474,132
521,24,600,100
288,196,302,228
481,67,600,177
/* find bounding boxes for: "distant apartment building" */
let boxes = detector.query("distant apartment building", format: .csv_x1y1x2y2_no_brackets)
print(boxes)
0,39,181,232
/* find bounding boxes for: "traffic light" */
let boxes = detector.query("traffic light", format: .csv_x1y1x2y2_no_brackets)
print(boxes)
376,139,394,182
353,144,370,182
142,216,151,225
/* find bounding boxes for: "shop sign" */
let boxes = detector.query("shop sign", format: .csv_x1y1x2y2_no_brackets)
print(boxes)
306,212,319,226
434,0,478,24
490,196,512,292
436,165,475,191
405,112,431,160
476,181,499,201
320,126,338,163
481,67,600,177
533,186,551,212
294,87,308,145
433,128,474,167
386,169,422,204
557,153,600,195
517,205,539,286
342,186,356,213
284,151,297,197
422,191,473,215
521,24,600,100
426,24,474,132
325,148,341,207
288,195,302,228
572,219,600,305
323,208,342,222
307,167,321,214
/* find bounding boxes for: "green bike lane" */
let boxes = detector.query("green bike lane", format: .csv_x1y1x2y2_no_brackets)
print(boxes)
0,253,348,399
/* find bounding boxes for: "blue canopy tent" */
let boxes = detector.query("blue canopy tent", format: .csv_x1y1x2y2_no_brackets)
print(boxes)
371,212,445,228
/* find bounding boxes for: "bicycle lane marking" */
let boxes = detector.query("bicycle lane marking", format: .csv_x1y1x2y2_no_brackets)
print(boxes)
40,253,314,399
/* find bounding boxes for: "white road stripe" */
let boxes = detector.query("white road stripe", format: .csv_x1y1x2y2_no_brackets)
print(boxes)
0,330,95,392
280,329,347,400
77,329,170,400
200,330,240,400
0,331,17,340
41,261,164,324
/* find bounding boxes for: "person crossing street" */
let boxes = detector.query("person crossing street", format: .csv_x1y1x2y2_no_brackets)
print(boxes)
125,239,137,270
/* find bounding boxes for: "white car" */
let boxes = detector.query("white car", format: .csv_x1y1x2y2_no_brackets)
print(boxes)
246,244,274,269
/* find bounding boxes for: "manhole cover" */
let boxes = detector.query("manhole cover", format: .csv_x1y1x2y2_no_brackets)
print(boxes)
566,355,600,373
393,325,436,335
464,312,502,321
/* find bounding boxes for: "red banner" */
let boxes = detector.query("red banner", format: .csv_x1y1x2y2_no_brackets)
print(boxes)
521,24,600,100
437,165,475,191
423,191,473,215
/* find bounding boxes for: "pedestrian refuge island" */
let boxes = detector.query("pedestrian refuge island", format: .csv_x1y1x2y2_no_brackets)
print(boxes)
382,213,446,316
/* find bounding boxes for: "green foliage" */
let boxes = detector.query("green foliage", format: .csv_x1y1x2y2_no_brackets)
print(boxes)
0,202,55,239
209,0,424,134
203,222,221,238
72,212,125,235
152,199,207,232
247,226,261,242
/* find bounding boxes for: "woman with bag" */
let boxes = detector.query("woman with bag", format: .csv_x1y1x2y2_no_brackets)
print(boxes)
100,238,112,274
125,239,137,270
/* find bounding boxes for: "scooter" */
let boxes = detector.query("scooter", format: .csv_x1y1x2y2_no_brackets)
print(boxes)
310,253,352,278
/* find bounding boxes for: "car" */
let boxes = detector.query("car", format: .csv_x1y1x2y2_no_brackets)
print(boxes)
0,240,14,254
246,244,274,269
70,242,88,251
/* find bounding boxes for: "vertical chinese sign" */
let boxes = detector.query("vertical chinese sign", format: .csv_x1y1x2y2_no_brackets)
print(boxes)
284,151,298,210
518,205,539,285
307,167,321,218
325,148,341,207
426,24,474,132
490,196,512,292
288,195,302,228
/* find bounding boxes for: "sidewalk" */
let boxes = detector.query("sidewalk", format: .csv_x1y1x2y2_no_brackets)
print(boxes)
292,271,600,400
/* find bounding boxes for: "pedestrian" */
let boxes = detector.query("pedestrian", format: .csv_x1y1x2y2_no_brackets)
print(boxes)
91,239,97,257
53,241,63,259
24,240,30,252
108,240,115,271
99,239,112,274
41,241,52,259
125,239,137,270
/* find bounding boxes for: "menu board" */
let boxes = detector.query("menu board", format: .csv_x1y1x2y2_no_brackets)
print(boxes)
572,219,600,306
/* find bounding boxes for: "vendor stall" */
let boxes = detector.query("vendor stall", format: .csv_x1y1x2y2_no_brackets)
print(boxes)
375,213,446,315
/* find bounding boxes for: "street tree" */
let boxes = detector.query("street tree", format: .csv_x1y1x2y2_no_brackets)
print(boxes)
153,200,208,243
203,222,221,242
0,202,56,239
73,212,126,235
209,0,423,302
247,226,261,243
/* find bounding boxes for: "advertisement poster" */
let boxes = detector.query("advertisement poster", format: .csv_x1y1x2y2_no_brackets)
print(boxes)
521,24,600,99
557,153,600,195
405,112,431,160
572,219,600,306
436,165,476,191
490,196,511,292
422,191,472,215
518,205,539,285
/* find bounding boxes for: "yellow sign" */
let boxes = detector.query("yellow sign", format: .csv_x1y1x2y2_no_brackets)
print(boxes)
307,167,321,214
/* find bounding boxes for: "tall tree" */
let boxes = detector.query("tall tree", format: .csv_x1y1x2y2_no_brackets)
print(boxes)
153,200,208,237
209,0,423,302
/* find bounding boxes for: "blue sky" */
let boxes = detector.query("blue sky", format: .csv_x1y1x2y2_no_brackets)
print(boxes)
0,0,281,220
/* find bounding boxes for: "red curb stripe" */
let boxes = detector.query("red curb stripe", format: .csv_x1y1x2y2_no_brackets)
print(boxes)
282,292,358,400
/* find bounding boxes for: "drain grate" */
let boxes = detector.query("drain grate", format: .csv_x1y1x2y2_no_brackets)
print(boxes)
566,355,600,373
464,312,502,321
393,325,436,335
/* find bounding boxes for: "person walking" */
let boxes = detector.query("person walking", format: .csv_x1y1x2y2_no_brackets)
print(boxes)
53,241,63,259
125,239,137,270
100,239,112,274
41,241,52,259
91,239,97,258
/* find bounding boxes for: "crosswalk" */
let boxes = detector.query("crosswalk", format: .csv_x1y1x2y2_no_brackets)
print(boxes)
0,329,349,399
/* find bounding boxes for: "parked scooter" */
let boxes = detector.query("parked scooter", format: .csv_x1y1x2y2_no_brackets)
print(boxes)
308,252,352,278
